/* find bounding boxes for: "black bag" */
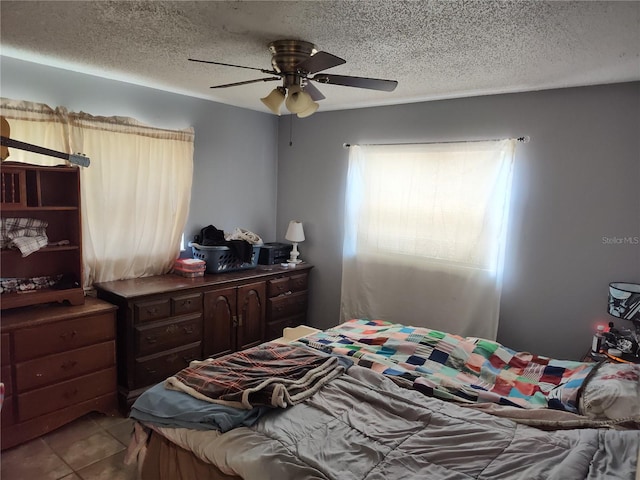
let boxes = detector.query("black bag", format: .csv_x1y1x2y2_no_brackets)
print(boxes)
197,225,225,246
195,225,252,263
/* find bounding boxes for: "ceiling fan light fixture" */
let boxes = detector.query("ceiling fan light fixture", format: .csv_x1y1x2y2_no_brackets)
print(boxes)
297,101,319,118
192,39,398,118
260,87,286,115
285,85,313,114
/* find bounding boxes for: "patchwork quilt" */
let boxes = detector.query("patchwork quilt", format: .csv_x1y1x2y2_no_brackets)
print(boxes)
296,319,594,411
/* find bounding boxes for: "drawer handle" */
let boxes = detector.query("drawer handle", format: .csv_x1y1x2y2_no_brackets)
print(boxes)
166,354,178,364
181,300,192,307
165,324,179,334
145,368,157,375
64,388,79,399
146,335,158,344
146,307,159,316
232,315,238,326
60,330,78,340
61,360,78,370
183,326,194,335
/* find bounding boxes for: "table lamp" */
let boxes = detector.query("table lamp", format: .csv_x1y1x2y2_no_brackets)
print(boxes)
609,282,640,321
607,282,640,360
285,221,305,264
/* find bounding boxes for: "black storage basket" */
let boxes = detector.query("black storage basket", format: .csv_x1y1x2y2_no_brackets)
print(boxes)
190,244,260,273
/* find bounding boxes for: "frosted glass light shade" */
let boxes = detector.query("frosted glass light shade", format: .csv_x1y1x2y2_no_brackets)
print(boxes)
297,101,319,118
285,86,313,114
261,88,285,115
285,221,305,242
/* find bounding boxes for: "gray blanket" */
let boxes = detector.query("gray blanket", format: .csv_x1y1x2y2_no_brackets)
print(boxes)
155,366,639,480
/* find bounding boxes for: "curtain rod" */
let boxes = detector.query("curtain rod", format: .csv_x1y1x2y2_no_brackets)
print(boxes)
342,136,530,148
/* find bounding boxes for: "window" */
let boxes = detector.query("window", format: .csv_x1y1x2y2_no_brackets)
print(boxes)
1,98,194,286
342,140,516,339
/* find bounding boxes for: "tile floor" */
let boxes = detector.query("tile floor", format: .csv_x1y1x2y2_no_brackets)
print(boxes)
1,412,137,480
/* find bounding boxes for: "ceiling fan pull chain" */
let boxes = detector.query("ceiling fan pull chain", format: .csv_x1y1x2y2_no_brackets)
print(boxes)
289,115,294,147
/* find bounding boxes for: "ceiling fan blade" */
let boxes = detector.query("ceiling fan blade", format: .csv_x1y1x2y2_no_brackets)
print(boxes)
294,51,346,74
311,74,398,92
303,81,326,101
210,77,281,89
189,58,276,75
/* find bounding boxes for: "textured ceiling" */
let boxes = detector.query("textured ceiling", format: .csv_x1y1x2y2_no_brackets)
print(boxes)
1,1,639,114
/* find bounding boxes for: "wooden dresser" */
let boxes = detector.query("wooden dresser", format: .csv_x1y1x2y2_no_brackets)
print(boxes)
95,264,312,412
0,297,118,450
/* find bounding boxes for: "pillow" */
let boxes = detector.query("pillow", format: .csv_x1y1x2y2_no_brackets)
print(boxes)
578,362,640,422
546,364,594,413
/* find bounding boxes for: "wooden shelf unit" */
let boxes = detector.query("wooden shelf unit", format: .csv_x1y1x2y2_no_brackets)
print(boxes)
1,162,84,310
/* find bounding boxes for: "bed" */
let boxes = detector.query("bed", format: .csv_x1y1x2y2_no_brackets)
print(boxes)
125,319,640,480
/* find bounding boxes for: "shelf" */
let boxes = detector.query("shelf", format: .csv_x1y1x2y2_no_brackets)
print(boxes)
1,205,78,212
0,287,85,310
1,245,80,256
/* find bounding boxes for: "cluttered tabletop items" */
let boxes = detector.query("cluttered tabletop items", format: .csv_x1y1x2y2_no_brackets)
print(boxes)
174,224,304,277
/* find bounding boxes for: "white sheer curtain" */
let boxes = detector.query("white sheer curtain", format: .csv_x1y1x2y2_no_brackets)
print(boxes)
341,140,516,339
1,98,194,287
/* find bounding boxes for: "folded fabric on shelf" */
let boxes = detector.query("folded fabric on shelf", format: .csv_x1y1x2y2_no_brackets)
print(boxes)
1,217,48,256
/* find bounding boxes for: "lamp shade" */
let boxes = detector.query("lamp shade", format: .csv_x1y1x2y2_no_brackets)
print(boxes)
608,282,640,321
285,221,305,242
297,101,319,118
261,87,285,115
285,86,313,114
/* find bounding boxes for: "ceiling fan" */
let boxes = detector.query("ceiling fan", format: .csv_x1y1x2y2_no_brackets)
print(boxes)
189,39,398,118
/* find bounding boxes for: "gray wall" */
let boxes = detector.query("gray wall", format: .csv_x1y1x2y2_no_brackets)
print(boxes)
277,82,640,360
0,56,279,246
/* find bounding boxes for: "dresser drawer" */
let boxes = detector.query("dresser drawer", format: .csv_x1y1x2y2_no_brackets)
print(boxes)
1,365,12,397
268,291,308,320
267,277,291,297
14,312,115,362
135,343,201,387
135,315,202,357
134,298,171,324
1,396,14,426
289,273,308,292
18,367,116,422
1,333,10,365
171,293,202,316
15,341,115,392
267,273,309,298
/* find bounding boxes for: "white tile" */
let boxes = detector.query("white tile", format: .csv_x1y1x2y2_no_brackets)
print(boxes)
75,450,137,480
42,415,102,452
1,438,73,480
50,431,125,471
105,418,135,446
